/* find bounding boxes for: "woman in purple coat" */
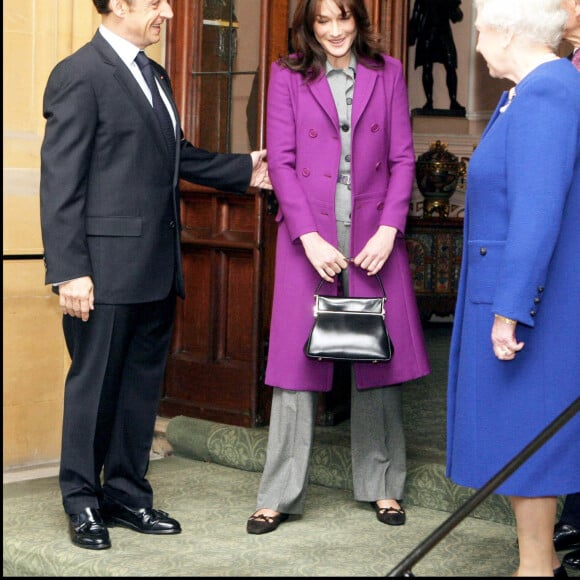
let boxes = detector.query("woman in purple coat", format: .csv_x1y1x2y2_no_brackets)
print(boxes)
446,0,580,575
246,0,430,535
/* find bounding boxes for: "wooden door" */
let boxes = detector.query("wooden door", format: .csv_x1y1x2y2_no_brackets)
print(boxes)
159,0,409,428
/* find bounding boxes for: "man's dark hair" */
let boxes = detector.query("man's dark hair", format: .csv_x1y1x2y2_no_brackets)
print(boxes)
93,0,112,14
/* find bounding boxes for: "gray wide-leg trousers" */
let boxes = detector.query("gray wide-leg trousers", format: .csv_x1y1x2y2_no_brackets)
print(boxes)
255,383,406,514
256,220,406,514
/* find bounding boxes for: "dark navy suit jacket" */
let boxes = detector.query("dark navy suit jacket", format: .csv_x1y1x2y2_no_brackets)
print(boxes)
41,30,252,302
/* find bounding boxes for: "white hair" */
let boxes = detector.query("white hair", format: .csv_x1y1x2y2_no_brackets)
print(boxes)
474,0,567,50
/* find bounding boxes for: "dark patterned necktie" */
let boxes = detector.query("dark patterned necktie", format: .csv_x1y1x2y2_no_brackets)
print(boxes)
135,51,176,162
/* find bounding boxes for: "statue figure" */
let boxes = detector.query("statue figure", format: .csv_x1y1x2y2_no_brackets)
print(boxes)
408,0,465,113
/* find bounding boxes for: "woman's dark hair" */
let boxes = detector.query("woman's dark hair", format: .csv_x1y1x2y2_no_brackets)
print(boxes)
282,0,384,79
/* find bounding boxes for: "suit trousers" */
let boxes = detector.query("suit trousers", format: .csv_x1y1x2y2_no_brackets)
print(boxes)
59,291,176,514
256,220,406,513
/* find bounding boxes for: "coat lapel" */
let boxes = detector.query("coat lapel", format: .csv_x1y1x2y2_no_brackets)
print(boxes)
308,73,339,129
90,32,172,165
351,62,378,133
480,91,509,140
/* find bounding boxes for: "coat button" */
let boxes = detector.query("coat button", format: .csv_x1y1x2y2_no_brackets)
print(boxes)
169,220,176,229
377,202,385,210
345,154,351,162
480,247,487,255
341,123,350,132
371,123,380,133
537,286,544,293
375,161,382,170
302,168,311,177
530,310,537,317
308,129,318,138
534,297,541,304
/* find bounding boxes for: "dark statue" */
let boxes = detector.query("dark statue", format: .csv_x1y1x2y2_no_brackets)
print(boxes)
408,0,465,114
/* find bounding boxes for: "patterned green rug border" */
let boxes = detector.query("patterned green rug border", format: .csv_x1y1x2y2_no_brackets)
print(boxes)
166,416,525,527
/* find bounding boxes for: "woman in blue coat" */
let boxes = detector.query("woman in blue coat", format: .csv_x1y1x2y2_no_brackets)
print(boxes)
446,0,580,576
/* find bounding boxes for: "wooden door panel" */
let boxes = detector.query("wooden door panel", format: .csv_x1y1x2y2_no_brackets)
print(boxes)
220,252,255,361
164,358,253,409
160,190,260,426
180,193,254,244
176,249,257,362
180,249,212,355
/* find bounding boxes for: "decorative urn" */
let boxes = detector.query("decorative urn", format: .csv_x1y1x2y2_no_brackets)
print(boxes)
415,140,466,218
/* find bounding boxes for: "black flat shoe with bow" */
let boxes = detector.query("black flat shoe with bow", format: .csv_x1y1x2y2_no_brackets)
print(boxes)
246,511,289,534
371,501,406,526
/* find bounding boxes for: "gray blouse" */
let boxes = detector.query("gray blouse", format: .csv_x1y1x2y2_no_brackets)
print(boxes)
325,55,356,224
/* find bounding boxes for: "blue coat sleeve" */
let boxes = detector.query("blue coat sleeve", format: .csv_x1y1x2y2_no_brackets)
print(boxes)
492,72,579,326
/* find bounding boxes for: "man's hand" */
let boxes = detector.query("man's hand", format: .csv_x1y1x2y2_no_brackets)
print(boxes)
58,276,94,321
249,149,272,190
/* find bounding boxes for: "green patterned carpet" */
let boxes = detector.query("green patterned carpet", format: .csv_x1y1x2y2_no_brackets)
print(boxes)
4,323,577,577
5,456,523,577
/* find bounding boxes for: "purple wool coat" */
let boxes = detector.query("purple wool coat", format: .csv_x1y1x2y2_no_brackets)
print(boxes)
264,55,431,392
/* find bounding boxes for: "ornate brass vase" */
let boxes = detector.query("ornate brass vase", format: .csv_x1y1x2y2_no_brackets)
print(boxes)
416,140,466,218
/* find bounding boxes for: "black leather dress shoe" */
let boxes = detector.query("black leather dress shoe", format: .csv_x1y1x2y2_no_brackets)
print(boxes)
563,548,580,570
69,507,111,550
102,501,181,535
554,523,580,552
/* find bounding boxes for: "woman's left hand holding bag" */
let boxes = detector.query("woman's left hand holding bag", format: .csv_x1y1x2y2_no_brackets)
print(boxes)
352,225,397,275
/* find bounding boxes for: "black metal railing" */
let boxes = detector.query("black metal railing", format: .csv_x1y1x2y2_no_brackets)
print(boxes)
387,395,580,577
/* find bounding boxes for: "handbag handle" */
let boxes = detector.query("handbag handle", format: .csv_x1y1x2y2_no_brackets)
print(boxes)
314,270,386,298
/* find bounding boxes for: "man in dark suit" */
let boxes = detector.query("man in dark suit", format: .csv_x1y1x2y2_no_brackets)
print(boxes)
553,1,580,572
40,0,271,550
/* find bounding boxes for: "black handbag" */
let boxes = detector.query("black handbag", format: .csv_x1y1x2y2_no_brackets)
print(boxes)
304,274,394,363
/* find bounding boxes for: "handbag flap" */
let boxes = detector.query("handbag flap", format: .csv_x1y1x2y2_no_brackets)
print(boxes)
316,295,385,315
